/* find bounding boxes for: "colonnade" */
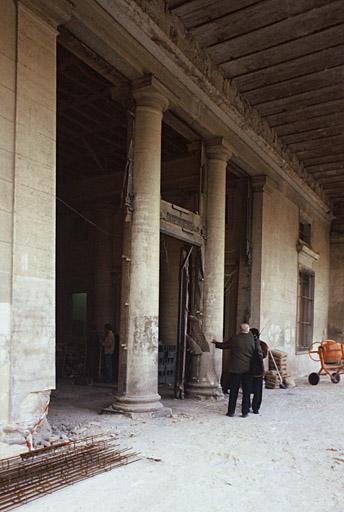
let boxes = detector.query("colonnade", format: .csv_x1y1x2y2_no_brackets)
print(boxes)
113,79,233,412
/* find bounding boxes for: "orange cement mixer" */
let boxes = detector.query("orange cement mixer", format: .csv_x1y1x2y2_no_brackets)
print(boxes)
308,340,344,385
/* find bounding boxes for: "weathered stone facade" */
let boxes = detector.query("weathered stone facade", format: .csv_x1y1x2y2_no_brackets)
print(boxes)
1,1,58,444
0,0,338,445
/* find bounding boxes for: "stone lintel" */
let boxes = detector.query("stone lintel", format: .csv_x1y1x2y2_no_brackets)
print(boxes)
252,175,277,195
297,240,320,262
19,0,73,29
206,137,233,162
132,74,169,112
164,112,200,144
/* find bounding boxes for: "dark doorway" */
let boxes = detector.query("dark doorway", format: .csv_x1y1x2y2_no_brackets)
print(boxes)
55,41,128,388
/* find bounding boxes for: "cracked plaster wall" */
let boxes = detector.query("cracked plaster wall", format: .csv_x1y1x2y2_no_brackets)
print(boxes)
0,1,56,443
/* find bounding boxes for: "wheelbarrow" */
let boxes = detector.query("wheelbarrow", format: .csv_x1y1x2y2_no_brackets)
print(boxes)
308,340,344,385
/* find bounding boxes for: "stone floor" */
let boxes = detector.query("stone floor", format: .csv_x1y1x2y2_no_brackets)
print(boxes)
7,377,344,511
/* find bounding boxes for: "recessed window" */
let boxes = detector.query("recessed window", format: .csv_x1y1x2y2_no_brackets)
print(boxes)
299,221,311,246
296,269,315,352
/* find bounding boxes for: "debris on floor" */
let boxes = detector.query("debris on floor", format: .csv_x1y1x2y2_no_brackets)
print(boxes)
12,381,343,512
0,434,138,511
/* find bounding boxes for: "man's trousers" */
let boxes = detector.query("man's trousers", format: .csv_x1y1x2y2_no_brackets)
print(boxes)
251,376,263,413
228,373,253,415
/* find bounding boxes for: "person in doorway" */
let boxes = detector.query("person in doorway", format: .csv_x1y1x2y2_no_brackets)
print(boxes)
249,327,268,414
212,323,262,418
102,323,115,384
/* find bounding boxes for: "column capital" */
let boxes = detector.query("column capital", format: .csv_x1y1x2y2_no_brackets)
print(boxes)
206,137,233,162
19,0,73,29
133,75,169,112
252,175,276,194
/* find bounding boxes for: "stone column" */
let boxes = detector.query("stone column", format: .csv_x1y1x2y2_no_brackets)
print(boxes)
188,138,232,398
113,77,168,413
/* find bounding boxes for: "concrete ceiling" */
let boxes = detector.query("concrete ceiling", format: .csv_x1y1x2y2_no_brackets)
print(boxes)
167,0,344,218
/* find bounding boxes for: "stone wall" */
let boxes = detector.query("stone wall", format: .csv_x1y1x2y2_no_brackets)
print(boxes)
0,0,16,435
0,1,57,443
328,234,344,342
223,177,251,371
255,183,330,376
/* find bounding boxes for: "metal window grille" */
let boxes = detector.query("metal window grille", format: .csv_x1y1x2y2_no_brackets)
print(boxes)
297,269,315,351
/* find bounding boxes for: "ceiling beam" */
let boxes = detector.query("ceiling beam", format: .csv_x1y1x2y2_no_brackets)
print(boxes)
221,24,344,78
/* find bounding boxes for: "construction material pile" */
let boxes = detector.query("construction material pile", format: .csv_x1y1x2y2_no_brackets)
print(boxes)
265,370,280,389
0,434,138,511
265,350,288,389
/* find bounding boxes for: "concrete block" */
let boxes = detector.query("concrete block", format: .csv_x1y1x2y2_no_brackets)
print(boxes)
11,275,55,325
0,241,12,274
0,301,11,336
0,53,15,91
14,212,55,251
18,30,56,81
0,116,15,153
13,246,55,279
0,0,16,60
15,156,55,195
0,179,13,213
17,63,56,110
10,275,55,393
0,388,10,423
16,390,51,425
0,84,15,122
0,148,14,182
16,121,56,168
19,5,56,54
15,184,54,220
0,210,12,243
16,96,56,140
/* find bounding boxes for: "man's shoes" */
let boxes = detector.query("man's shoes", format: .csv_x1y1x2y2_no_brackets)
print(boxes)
253,410,259,414
241,413,248,418
226,412,235,417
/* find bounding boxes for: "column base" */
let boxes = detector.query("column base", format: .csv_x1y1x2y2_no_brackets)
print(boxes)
187,382,224,400
109,393,164,414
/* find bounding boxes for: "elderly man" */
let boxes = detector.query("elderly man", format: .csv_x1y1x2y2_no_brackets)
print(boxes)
213,323,262,418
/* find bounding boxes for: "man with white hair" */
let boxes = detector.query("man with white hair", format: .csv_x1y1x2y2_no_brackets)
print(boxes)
213,323,262,417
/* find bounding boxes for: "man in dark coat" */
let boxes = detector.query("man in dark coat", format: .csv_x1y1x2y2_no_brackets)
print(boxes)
213,323,262,417
250,327,268,414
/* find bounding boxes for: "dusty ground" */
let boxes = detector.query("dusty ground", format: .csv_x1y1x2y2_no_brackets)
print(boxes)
9,379,344,512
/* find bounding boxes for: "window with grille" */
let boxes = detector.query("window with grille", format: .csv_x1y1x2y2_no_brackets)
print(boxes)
299,221,311,246
297,268,315,352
